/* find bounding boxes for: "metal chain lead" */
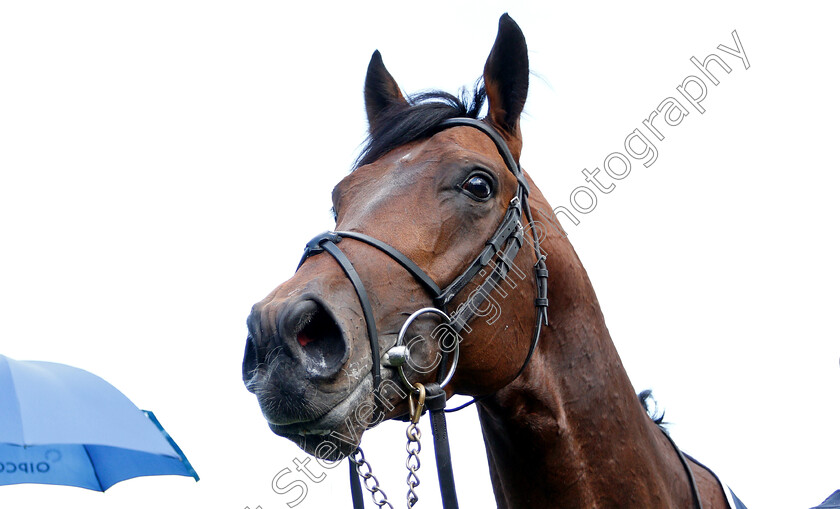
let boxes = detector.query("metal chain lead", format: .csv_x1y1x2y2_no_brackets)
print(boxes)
350,447,394,509
405,383,426,508
349,384,425,509
405,422,422,507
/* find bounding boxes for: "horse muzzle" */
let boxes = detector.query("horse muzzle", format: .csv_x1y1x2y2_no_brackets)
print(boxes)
242,294,355,426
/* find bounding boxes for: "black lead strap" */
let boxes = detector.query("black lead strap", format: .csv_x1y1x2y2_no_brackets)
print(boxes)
349,460,365,509
425,384,458,509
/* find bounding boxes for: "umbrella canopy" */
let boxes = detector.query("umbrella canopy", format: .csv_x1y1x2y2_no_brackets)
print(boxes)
812,490,840,509
0,355,198,491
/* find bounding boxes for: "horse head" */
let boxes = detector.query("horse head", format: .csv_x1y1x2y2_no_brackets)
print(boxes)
242,14,547,460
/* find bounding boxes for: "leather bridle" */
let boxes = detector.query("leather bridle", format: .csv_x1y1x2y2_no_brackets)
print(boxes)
297,118,548,509
296,117,707,509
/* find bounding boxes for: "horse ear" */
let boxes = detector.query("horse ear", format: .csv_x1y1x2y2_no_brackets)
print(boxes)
364,50,407,132
483,14,529,141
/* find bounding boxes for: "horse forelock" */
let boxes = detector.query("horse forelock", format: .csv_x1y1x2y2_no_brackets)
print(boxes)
354,81,487,169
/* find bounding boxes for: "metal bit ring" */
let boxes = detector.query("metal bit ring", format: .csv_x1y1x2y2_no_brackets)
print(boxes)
389,307,460,394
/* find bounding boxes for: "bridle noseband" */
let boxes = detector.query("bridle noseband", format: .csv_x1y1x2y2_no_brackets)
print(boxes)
297,117,549,509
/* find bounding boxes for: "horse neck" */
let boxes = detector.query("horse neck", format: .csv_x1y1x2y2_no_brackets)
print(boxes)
475,224,694,508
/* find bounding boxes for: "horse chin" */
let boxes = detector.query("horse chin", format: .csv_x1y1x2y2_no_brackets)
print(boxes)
266,374,374,459
270,425,356,461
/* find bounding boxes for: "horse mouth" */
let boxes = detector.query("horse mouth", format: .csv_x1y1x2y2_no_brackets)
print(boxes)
267,373,374,441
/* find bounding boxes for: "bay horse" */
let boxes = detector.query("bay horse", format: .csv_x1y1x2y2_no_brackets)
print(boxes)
243,14,744,509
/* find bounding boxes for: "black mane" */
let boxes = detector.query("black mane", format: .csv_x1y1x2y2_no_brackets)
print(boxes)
355,83,487,169
639,389,668,430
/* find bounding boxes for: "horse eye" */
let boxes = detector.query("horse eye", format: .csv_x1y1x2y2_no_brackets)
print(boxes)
461,173,493,201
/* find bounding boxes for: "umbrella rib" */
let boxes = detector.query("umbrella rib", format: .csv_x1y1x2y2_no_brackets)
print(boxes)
1,356,28,445
82,444,106,491
142,410,200,481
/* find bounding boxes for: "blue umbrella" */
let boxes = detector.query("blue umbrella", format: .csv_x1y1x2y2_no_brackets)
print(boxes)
0,355,198,491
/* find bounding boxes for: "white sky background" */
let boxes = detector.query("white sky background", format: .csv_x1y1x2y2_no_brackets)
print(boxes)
1,2,838,508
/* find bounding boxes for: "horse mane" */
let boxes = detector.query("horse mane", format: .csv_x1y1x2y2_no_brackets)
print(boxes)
638,389,668,431
354,82,487,169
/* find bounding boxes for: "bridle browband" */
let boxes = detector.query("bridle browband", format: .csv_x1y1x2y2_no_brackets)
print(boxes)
297,118,548,509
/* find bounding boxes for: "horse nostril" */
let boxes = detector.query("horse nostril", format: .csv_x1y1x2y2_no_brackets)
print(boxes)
284,299,347,378
288,299,319,347
242,335,259,389
297,330,314,347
